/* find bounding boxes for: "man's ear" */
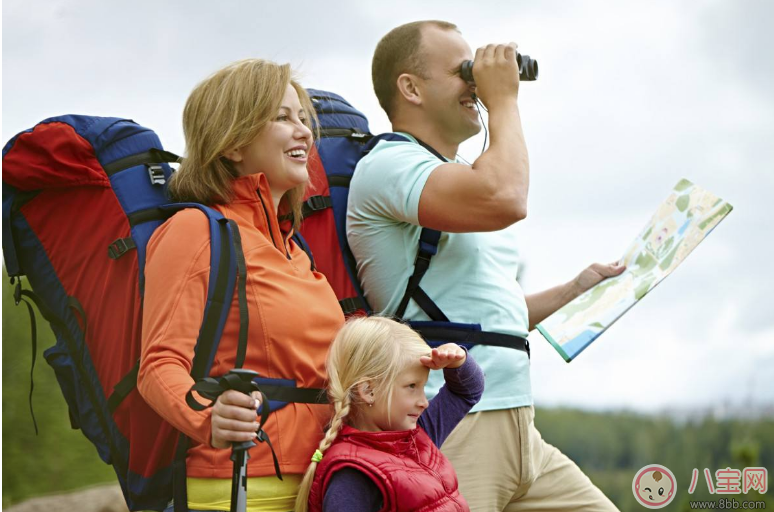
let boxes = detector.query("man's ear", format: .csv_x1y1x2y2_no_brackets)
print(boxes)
396,73,423,106
222,147,243,163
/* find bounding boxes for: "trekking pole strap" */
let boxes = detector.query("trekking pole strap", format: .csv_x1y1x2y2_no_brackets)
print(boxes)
186,378,327,410
186,371,286,481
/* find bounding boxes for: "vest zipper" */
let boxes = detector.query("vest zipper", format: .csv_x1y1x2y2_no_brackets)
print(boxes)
256,187,292,260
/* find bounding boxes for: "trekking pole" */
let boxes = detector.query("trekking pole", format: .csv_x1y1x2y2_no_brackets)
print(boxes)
220,369,260,512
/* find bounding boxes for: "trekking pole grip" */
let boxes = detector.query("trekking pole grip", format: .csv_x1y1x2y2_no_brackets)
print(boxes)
221,369,260,451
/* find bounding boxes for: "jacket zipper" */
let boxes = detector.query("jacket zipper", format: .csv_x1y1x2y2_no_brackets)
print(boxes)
257,188,291,260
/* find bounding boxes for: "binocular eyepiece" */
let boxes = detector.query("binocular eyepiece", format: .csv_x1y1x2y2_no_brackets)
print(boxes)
460,54,538,83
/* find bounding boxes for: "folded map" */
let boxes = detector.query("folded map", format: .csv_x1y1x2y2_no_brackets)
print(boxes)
536,179,733,362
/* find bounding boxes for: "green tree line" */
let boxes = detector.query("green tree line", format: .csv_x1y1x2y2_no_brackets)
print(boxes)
3,279,772,510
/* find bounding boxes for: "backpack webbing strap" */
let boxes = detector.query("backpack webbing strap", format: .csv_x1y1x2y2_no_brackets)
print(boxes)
186,380,327,410
107,361,139,413
395,228,442,319
327,175,351,188
227,220,249,370
67,296,88,334
411,324,530,355
102,148,181,176
318,127,372,141
291,232,315,271
173,433,189,512
107,237,136,260
338,297,362,316
409,285,449,322
3,194,21,277
300,195,333,219
13,279,40,435
254,384,328,404
128,207,177,227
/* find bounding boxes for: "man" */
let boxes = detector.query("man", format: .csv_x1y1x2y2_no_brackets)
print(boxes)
347,20,623,511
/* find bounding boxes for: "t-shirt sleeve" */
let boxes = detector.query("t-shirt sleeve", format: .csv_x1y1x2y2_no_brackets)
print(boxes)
351,141,444,225
323,468,383,512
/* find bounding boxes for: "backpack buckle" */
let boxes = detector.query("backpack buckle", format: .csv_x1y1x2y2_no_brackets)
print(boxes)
147,164,166,185
108,237,137,260
306,195,332,212
348,129,372,142
13,279,22,306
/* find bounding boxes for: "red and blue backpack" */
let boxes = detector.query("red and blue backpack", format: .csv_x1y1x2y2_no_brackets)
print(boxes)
2,115,245,511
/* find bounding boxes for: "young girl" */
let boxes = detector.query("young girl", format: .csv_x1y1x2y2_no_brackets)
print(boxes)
295,317,484,512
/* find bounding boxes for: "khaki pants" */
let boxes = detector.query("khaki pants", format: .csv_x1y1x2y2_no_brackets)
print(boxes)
441,407,619,512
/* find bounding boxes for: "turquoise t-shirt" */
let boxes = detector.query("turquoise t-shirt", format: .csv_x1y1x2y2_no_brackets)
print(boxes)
346,134,532,411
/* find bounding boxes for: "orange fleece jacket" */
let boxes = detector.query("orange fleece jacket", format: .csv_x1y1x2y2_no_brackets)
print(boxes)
138,173,344,479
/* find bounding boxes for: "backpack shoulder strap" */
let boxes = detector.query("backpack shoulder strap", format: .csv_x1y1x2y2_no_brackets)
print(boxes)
158,204,249,512
158,204,246,380
395,228,445,320
291,232,315,271
389,135,448,322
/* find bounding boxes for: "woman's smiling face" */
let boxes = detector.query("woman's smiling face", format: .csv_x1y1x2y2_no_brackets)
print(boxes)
227,83,313,206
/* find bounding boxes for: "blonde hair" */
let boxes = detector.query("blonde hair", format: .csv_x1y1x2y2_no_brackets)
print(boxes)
372,20,458,120
294,317,430,512
168,58,317,231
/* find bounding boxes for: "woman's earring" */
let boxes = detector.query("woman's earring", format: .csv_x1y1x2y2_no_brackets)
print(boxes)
368,402,373,408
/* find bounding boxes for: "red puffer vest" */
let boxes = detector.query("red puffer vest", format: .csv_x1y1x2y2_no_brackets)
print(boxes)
308,425,469,512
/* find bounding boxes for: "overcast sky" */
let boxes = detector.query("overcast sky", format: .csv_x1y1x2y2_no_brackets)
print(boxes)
3,0,773,414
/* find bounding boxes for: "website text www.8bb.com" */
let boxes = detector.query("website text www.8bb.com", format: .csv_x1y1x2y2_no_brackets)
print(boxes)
689,497,766,509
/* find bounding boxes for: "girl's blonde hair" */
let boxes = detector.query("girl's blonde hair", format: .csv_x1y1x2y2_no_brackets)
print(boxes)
294,317,430,512
168,58,317,231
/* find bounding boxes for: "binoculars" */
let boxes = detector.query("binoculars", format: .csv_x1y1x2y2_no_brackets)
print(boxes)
460,53,538,83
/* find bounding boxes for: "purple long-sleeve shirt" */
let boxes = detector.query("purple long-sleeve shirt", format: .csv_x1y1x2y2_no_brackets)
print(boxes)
322,353,484,512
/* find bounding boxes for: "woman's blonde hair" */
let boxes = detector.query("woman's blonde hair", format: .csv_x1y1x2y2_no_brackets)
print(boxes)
294,317,430,512
168,58,317,231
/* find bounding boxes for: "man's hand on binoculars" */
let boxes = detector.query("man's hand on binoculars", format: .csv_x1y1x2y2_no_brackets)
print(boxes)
472,42,520,108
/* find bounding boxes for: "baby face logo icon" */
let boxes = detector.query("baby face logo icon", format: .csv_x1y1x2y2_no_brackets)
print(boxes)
632,464,677,509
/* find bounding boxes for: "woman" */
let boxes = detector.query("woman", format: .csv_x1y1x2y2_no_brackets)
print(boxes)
138,59,344,512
